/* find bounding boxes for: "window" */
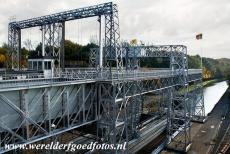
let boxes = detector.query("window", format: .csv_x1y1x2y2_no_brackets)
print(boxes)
29,61,32,69
44,61,48,70
38,61,42,70
33,61,37,70
48,62,51,69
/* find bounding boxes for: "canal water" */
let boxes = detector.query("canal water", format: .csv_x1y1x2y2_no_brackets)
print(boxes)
204,81,229,115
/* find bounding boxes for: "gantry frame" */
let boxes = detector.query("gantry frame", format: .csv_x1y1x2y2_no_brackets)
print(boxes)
4,2,206,154
8,2,123,74
90,45,205,152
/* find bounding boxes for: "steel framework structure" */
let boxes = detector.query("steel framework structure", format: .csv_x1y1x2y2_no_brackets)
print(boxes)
0,83,97,152
2,2,206,154
90,45,205,152
8,2,122,74
0,70,203,153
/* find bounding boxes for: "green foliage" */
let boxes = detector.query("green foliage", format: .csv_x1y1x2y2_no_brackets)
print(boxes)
188,55,230,79
64,40,98,61
0,47,7,55
140,57,170,68
27,40,98,67
0,39,229,80
0,44,8,67
188,55,201,69
64,40,81,60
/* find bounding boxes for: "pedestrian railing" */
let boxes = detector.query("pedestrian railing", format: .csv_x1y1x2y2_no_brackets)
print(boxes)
0,69,202,89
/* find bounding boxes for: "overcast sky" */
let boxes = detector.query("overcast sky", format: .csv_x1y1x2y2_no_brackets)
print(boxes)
0,0,229,58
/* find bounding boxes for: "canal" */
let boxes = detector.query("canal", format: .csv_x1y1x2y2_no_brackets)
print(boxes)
204,81,229,115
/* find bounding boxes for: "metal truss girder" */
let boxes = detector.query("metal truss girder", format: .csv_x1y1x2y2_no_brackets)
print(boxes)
9,3,113,29
8,2,123,74
0,94,48,134
125,45,186,58
0,84,97,152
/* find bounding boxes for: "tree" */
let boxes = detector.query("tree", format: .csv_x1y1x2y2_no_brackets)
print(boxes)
0,45,8,68
0,54,6,62
188,55,201,69
130,39,138,46
203,67,212,79
64,40,80,60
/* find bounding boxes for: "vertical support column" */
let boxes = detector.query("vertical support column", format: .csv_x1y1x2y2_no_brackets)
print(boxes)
157,90,163,117
43,88,51,132
8,25,12,69
82,84,86,122
49,24,52,57
18,28,21,70
60,22,65,70
97,83,101,121
97,81,134,154
52,23,55,57
104,14,113,70
131,80,143,138
98,16,103,70
167,46,191,152
112,85,117,145
113,4,123,72
8,25,20,70
20,90,29,139
132,47,139,70
48,24,52,56
43,25,51,57
43,23,62,75
62,89,69,127
125,46,129,71
170,53,175,71
104,4,123,74
97,83,119,151
96,83,101,142
41,25,45,57
167,87,173,143
92,84,98,121
191,78,206,122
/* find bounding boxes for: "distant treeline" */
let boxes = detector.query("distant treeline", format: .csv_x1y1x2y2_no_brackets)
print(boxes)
0,40,230,80
188,55,230,80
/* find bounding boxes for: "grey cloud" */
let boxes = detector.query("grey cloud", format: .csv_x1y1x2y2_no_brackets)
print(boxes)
0,0,229,58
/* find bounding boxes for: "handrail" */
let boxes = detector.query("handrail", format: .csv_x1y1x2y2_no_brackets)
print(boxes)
0,69,202,82
0,69,202,90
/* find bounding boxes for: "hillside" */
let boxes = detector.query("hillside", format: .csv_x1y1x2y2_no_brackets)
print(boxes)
188,55,230,79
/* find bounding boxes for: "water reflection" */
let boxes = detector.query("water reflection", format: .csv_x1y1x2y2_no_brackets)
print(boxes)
203,81,229,115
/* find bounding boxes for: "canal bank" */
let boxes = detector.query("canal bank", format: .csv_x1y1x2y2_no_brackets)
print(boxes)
160,81,229,154
202,78,225,88
188,86,230,154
